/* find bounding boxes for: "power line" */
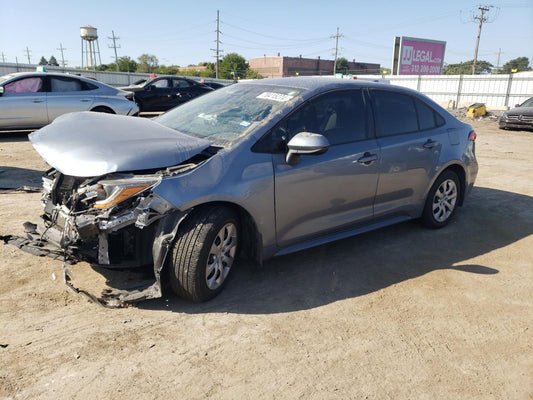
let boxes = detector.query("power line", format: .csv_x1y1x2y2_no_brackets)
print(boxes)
222,33,329,49
108,31,121,71
221,20,327,43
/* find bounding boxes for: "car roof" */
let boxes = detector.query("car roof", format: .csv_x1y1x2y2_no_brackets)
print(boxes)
1,71,120,90
149,75,196,80
244,76,401,92
5,71,88,78
2,71,103,84
239,76,422,97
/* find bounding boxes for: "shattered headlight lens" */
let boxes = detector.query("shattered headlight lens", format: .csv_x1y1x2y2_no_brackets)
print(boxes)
93,176,161,209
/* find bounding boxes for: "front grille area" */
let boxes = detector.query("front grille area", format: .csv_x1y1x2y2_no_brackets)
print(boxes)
507,115,533,121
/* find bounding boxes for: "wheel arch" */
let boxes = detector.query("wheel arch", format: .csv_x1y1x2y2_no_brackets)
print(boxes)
440,164,466,206
90,105,115,114
186,201,263,267
424,163,467,207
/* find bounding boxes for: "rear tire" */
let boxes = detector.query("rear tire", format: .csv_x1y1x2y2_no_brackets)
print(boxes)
167,206,239,302
422,171,460,229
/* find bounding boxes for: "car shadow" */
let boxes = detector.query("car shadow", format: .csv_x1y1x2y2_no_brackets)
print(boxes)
0,131,33,140
109,186,531,314
0,133,40,190
0,166,43,190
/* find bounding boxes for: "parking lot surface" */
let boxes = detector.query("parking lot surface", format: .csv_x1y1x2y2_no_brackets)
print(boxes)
1,118,531,399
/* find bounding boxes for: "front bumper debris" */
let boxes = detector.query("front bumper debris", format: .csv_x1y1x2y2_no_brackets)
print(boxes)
2,210,187,308
62,263,162,308
2,232,163,308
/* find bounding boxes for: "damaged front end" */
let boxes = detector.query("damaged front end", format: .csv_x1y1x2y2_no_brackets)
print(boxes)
10,167,191,307
2,111,219,306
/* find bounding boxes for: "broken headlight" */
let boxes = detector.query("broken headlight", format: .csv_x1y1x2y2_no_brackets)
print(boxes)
90,176,161,209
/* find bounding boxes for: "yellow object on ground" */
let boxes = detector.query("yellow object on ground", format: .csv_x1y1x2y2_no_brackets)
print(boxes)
467,103,486,118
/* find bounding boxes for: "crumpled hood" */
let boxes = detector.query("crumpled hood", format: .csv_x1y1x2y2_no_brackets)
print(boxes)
30,112,212,177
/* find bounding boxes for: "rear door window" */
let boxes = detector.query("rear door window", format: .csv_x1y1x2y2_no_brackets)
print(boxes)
371,90,418,136
172,78,191,88
152,79,170,88
50,76,82,92
414,97,445,130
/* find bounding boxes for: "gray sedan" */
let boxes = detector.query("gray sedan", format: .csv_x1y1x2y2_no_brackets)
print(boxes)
0,72,138,130
15,78,478,304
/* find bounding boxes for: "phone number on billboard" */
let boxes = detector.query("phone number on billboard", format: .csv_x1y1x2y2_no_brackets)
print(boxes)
409,65,441,73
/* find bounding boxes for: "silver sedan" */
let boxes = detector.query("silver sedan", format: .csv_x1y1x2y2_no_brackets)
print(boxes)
15,78,478,304
0,72,138,130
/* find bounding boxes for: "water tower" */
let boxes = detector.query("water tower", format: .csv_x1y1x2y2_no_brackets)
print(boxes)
80,25,102,70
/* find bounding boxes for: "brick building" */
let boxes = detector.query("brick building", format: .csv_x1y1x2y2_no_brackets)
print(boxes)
248,56,380,78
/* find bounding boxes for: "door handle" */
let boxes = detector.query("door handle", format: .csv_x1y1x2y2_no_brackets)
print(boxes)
357,152,378,165
32,99,44,103
80,99,91,102
423,139,439,149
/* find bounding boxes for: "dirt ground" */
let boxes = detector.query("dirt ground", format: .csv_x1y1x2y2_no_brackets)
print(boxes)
0,118,531,400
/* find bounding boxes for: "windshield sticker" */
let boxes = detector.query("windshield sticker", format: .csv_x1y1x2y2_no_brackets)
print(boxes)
239,121,252,127
256,92,294,102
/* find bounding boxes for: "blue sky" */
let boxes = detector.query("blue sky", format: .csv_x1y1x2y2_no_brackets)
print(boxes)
1,0,531,69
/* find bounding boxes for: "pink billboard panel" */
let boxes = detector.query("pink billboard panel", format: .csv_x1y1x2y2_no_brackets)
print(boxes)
399,38,446,75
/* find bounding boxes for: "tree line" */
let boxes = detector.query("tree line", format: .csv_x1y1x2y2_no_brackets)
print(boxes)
36,54,531,76
96,53,262,79
443,57,531,75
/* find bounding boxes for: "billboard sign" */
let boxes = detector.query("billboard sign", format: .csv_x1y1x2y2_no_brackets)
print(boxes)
392,37,446,75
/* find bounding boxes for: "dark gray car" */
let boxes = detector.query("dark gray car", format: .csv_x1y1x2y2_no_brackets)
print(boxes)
499,97,533,130
15,78,478,304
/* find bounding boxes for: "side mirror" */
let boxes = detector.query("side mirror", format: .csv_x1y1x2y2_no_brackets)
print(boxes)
0,86,3,97
285,132,330,165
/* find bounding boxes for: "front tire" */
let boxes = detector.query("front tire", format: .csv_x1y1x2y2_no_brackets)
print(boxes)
167,206,239,302
422,171,460,229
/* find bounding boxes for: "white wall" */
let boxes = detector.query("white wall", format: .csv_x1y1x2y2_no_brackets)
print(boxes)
348,72,533,110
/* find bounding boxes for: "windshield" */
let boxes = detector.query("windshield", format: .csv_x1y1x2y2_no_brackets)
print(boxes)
155,83,304,146
520,97,533,107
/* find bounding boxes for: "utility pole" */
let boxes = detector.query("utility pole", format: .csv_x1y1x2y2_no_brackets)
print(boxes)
211,10,222,79
472,5,492,75
1,52,6,63
495,48,504,70
25,46,32,64
57,43,67,68
330,27,343,75
108,31,120,71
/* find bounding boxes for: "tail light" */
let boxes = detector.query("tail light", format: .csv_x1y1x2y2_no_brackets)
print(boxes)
125,93,135,102
468,130,477,141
